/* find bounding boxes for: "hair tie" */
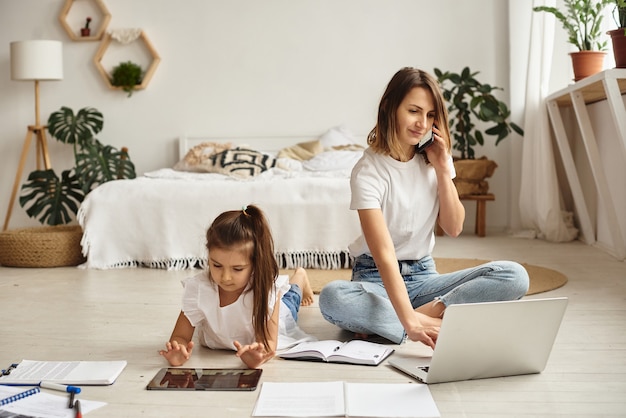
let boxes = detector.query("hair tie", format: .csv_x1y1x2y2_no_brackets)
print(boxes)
242,206,250,216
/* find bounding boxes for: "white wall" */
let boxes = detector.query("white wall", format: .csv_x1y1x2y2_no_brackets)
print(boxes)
2,0,519,230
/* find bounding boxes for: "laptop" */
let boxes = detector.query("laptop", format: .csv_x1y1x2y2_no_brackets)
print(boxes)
388,297,568,384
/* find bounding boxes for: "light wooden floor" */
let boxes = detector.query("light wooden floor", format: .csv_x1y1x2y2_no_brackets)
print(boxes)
1,232,625,417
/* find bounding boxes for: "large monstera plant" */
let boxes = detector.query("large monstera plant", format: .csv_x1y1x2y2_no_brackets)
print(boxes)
19,107,136,225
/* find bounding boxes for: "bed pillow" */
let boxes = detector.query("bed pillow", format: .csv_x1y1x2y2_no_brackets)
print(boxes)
173,141,232,172
302,149,364,172
277,139,323,161
208,147,276,179
318,125,359,150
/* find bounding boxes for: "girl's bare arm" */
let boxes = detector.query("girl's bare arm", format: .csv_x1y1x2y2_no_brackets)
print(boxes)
235,295,280,368
159,311,195,366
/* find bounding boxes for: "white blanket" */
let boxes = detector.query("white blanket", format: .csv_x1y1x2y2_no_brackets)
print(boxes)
78,168,361,270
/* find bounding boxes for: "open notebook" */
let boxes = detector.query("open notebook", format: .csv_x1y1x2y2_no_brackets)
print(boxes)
0,360,127,385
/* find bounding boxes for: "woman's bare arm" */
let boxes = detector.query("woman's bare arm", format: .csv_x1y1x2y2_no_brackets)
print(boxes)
358,209,439,348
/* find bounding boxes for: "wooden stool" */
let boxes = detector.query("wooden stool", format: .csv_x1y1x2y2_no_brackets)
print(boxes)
436,193,495,237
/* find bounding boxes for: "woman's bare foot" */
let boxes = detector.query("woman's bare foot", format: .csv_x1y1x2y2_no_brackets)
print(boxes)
415,300,445,321
289,267,314,306
415,311,442,328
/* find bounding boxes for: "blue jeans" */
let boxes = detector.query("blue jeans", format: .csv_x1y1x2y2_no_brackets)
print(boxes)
282,284,302,321
319,254,529,344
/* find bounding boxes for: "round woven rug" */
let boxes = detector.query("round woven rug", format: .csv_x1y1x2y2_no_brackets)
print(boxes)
282,258,567,296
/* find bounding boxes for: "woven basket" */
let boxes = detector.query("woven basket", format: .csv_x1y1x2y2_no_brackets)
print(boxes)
0,225,86,268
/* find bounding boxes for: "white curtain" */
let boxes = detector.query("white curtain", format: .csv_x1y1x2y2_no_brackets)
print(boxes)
510,0,578,242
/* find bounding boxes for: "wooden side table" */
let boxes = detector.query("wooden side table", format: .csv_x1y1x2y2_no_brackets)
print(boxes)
436,193,495,237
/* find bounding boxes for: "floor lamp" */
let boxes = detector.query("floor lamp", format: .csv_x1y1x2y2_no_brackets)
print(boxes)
3,40,63,231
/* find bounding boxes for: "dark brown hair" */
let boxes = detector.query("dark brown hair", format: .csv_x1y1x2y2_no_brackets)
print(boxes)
205,204,278,348
368,67,451,160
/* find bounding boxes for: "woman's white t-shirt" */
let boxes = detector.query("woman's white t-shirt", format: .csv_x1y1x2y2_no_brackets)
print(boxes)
181,272,314,351
349,147,455,261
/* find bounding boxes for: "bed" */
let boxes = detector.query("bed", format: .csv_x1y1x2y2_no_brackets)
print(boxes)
77,126,366,270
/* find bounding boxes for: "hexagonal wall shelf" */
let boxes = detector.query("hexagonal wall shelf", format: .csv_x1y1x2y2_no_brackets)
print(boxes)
93,30,161,93
59,0,111,41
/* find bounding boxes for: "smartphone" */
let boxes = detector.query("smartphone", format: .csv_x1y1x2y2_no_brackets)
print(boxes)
416,128,435,154
146,368,263,391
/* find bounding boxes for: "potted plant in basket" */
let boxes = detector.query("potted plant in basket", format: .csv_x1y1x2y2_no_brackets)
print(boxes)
2,107,137,267
434,67,524,196
111,61,143,97
608,0,626,67
533,0,614,80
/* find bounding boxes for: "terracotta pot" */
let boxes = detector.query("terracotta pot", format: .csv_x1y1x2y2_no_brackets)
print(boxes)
569,51,607,81
608,29,626,68
81,28,91,37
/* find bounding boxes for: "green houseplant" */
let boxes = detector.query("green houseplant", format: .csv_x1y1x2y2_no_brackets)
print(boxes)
111,61,143,97
533,0,614,79
20,106,136,226
434,67,523,195
434,67,523,160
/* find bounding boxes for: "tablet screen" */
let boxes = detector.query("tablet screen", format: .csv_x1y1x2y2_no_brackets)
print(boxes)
146,368,263,391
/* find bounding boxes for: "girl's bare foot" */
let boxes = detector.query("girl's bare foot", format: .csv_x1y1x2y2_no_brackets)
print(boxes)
290,267,314,306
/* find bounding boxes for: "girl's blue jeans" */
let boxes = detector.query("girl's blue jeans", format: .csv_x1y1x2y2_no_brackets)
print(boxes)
282,284,302,321
319,254,529,344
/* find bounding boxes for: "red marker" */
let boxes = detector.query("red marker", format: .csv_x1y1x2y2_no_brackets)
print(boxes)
74,400,82,418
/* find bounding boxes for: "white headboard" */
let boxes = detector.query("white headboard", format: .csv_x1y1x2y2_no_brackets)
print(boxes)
178,135,320,159
179,126,368,159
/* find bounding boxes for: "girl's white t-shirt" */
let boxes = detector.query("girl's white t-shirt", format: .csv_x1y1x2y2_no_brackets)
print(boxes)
181,272,314,351
349,147,455,261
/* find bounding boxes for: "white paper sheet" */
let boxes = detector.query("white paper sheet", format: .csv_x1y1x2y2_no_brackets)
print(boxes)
252,381,440,417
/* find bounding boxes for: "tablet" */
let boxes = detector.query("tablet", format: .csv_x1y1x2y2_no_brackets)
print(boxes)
146,368,263,391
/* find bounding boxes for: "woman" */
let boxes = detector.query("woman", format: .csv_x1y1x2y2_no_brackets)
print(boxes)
319,67,529,348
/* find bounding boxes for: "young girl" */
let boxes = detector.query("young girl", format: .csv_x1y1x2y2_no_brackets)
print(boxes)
319,67,529,348
159,205,315,369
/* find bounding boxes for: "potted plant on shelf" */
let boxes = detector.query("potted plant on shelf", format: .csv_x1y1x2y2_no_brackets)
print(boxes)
81,17,92,37
434,67,524,196
111,61,143,97
5,107,137,267
608,0,626,67
533,0,613,81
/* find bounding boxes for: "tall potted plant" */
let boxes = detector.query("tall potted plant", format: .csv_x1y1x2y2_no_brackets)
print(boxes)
533,0,613,80
434,67,524,195
20,106,136,225
608,0,626,67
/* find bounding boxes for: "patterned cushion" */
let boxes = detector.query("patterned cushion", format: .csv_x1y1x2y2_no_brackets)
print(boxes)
209,147,276,179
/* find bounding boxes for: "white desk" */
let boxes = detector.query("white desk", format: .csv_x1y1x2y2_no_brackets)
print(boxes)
546,69,626,260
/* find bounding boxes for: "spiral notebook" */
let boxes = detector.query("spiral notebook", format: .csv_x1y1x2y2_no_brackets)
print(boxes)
0,386,40,407
0,385,107,417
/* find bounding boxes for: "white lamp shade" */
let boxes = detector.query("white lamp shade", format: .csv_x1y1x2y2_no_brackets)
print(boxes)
10,40,63,81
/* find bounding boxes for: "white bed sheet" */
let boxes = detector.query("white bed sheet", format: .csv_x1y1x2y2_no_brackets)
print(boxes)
78,167,362,270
